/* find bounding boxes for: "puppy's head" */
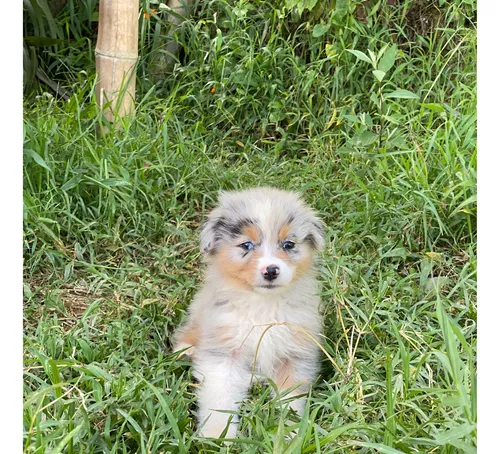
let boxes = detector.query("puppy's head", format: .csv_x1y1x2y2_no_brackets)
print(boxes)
200,187,324,293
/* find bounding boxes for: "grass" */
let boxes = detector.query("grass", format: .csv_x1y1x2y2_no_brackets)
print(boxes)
23,0,476,452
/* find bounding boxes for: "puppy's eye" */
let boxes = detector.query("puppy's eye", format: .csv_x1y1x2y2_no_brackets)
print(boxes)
239,242,254,251
283,241,295,250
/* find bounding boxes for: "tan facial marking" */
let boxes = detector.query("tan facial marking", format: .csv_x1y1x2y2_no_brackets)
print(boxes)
242,224,260,243
293,253,313,280
214,244,263,289
278,223,291,242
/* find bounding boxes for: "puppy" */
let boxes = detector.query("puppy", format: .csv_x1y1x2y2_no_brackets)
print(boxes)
173,187,325,438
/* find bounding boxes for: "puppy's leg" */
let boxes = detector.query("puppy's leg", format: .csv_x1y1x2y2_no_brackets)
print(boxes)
274,357,318,415
173,319,199,357
195,353,250,438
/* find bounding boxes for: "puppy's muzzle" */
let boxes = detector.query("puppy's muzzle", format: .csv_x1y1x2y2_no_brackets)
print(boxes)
262,265,280,281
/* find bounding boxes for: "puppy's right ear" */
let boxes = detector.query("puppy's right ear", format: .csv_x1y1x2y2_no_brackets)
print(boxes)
200,218,217,255
200,192,231,255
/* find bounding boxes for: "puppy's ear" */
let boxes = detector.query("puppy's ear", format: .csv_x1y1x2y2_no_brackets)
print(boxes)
200,192,233,255
200,218,217,255
305,216,325,251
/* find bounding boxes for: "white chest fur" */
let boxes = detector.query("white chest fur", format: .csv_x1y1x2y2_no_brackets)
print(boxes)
203,288,322,376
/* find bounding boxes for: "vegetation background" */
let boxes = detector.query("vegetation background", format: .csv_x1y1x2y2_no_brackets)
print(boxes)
23,0,477,452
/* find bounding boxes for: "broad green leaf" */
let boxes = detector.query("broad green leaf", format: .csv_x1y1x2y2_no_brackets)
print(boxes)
422,103,445,112
303,0,318,10
312,23,330,38
373,69,386,82
378,44,398,73
353,130,379,147
335,0,349,19
387,135,408,148
347,49,372,64
370,91,380,106
269,112,285,123
385,89,420,100
368,49,377,64
377,43,389,61
292,0,318,14
23,282,33,299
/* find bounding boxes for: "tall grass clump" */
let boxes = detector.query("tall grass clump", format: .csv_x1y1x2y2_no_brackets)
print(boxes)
24,0,476,452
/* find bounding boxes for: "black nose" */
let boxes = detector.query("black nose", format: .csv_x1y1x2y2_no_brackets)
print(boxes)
263,265,280,281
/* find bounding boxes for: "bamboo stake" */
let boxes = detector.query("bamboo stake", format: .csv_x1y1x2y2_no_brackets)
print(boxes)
95,0,139,132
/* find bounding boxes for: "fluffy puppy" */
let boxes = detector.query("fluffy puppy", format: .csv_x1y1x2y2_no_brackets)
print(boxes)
174,187,325,438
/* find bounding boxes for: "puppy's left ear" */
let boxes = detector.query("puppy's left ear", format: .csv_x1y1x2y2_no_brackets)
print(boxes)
305,216,325,252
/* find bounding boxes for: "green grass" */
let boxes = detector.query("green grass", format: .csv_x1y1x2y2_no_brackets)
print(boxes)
23,0,476,452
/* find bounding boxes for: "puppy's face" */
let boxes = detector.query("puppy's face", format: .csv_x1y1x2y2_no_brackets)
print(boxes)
200,188,324,293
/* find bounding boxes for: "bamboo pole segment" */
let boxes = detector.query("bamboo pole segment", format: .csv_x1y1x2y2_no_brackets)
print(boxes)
95,0,139,131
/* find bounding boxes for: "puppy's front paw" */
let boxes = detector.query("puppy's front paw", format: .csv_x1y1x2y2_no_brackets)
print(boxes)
199,415,238,439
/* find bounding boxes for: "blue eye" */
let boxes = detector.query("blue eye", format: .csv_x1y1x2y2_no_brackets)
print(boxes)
240,242,254,251
283,241,295,250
